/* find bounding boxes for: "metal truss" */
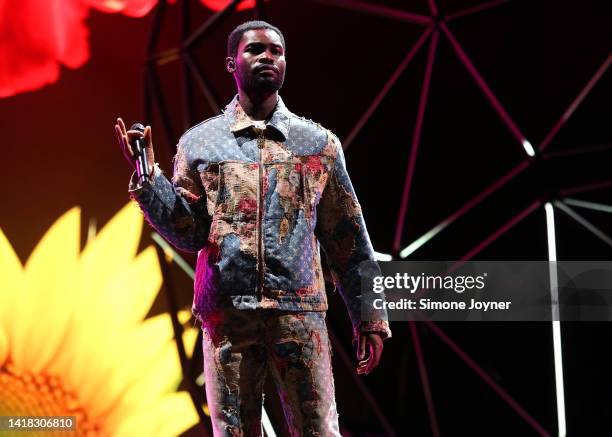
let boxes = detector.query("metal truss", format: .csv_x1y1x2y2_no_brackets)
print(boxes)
142,0,612,435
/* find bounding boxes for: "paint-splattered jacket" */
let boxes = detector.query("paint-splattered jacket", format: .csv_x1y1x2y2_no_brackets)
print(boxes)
129,95,391,340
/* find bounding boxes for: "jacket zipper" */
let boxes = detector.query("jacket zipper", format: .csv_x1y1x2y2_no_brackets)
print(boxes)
256,129,266,296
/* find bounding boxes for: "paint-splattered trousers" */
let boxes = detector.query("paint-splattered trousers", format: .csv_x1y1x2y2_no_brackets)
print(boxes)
201,308,341,437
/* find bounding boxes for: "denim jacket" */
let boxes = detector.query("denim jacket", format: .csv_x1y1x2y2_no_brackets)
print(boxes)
129,95,391,340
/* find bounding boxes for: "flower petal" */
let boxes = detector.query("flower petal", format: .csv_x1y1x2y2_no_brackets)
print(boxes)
0,228,24,341
84,0,158,17
10,207,80,373
78,203,143,309
0,326,8,366
200,0,256,12
154,392,201,436
80,246,162,331
104,326,198,430
79,313,177,419
113,392,199,437
0,0,89,97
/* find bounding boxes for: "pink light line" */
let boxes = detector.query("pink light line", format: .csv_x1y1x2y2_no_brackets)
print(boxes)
343,27,433,150
326,330,397,436
409,321,440,437
445,0,511,22
401,159,530,256
398,52,612,254
393,30,439,251
311,0,432,26
405,200,548,435
538,53,612,152
427,0,438,17
440,22,529,155
424,320,552,437
459,199,542,261
555,202,612,248
559,179,612,197
541,141,612,159
411,197,540,301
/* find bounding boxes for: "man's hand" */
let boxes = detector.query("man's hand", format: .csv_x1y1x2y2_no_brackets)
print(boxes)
356,333,384,375
114,117,155,170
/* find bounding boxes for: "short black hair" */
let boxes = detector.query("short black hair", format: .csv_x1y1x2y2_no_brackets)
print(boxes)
227,20,285,58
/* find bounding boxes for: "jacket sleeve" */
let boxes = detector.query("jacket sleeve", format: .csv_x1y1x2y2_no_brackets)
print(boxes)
128,138,210,253
315,131,391,341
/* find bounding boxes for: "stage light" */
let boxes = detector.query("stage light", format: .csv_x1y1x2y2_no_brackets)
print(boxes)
545,202,567,437
374,251,393,261
523,139,536,157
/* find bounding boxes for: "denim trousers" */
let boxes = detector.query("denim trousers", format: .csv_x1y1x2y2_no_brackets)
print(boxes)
201,308,341,437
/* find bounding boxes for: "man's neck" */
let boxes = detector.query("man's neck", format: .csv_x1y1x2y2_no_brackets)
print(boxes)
237,89,278,121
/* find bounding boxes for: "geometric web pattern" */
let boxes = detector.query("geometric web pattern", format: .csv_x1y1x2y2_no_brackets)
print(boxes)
313,3,609,436
141,1,611,435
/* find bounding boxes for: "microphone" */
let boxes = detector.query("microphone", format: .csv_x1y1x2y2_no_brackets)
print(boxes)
130,123,150,182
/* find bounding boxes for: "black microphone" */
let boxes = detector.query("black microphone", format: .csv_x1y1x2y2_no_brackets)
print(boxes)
130,123,150,182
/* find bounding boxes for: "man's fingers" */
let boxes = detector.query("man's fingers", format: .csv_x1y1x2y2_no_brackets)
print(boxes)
126,129,145,139
364,344,374,374
114,124,125,144
356,335,368,374
357,359,369,375
117,117,127,136
115,125,132,157
360,336,384,375
368,342,382,374
358,335,366,361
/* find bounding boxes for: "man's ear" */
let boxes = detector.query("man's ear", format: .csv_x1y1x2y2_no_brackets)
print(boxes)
226,56,236,73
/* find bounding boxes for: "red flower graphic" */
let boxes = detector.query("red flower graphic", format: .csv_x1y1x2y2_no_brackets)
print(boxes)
0,0,90,98
200,0,255,12
0,0,257,98
85,0,158,16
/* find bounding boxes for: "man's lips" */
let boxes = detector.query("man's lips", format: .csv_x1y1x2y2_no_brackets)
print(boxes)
254,65,278,74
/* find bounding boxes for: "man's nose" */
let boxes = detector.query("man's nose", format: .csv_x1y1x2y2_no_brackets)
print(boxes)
258,50,275,63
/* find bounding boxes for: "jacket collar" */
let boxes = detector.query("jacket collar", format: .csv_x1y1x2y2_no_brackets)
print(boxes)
223,94,291,141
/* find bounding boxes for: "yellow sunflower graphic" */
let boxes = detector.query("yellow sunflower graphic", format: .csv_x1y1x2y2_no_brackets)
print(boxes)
0,204,200,436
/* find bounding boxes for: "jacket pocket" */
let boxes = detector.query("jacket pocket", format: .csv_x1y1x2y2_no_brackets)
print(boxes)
213,161,259,222
199,162,220,218
201,161,258,256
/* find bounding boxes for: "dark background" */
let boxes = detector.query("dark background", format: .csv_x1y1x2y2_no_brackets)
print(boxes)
0,0,610,435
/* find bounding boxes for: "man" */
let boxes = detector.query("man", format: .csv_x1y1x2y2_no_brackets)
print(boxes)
115,20,390,437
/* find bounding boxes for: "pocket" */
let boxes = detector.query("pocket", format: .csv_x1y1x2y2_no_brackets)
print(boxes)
199,163,220,217
267,156,331,222
213,161,259,222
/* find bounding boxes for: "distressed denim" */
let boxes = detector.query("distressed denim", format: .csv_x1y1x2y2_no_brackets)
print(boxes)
202,308,340,436
129,95,391,341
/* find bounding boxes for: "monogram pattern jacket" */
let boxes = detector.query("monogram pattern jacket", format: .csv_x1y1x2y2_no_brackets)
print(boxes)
129,95,391,340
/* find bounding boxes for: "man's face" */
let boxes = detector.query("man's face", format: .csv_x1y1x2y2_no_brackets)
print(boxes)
229,28,286,94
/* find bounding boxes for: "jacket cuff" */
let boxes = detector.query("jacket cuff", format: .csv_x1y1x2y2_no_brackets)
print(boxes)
354,320,392,342
128,164,162,194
